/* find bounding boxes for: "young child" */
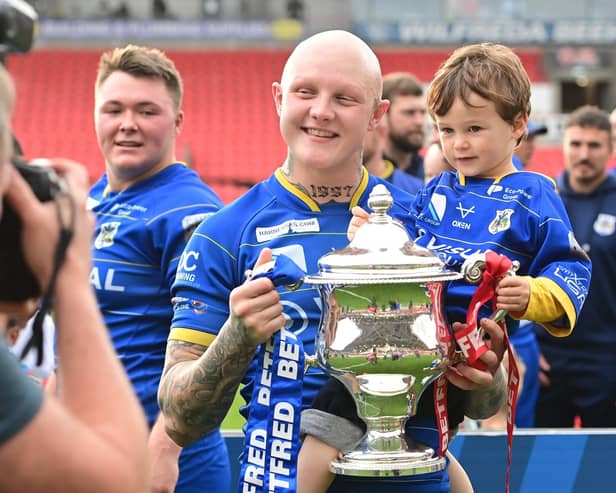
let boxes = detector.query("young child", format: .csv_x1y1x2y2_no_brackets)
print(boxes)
298,43,592,493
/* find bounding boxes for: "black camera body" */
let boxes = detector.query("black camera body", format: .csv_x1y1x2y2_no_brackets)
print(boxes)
0,160,64,301
0,0,38,54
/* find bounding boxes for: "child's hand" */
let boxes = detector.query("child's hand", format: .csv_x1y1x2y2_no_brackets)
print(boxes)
495,275,530,316
348,206,370,241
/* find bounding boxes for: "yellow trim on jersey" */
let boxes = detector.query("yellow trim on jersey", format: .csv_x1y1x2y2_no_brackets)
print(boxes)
275,168,320,211
514,276,575,337
377,160,395,180
168,328,216,347
350,168,369,208
458,169,519,186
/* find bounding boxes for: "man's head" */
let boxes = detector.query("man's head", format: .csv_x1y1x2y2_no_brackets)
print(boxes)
95,44,183,112
273,30,388,177
609,107,616,159
423,141,454,183
94,45,184,190
563,105,612,194
427,43,531,127
515,121,548,168
382,72,426,156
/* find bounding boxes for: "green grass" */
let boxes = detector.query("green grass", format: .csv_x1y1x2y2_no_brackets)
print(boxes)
221,388,246,431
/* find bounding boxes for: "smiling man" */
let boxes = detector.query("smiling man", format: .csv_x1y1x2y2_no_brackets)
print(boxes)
89,44,229,493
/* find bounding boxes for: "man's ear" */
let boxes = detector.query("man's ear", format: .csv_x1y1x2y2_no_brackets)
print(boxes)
272,82,283,117
175,110,184,135
368,99,390,131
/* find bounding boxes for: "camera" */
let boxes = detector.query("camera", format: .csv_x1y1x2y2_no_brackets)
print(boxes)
0,159,64,301
0,0,38,54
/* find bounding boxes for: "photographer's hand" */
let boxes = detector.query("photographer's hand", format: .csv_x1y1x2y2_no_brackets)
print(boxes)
3,158,94,306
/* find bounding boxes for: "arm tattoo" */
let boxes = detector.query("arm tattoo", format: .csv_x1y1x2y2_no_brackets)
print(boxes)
463,365,508,419
158,322,259,446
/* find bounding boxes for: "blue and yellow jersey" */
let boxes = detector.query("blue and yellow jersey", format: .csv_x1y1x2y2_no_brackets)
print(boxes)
410,170,591,335
170,168,415,417
89,163,229,493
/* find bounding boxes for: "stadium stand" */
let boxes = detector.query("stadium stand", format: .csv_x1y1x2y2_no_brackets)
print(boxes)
7,47,556,203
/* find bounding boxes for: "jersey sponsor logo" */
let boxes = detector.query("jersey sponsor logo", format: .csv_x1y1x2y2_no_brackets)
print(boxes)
451,220,472,230
456,202,475,219
426,193,447,225
424,236,489,267
487,184,503,196
86,196,100,210
110,202,147,214
182,212,214,231
256,218,320,243
553,265,588,303
94,221,121,249
486,185,533,201
171,296,208,315
177,250,200,282
593,213,616,237
488,209,514,234
182,212,215,240
90,267,126,292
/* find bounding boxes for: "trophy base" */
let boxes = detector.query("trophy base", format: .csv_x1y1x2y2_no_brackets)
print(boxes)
330,451,446,477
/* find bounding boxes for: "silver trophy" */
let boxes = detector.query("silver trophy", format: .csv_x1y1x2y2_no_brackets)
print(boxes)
303,184,463,477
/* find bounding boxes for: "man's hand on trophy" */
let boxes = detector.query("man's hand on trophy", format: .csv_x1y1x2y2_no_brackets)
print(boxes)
229,248,285,347
445,317,506,391
495,275,530,317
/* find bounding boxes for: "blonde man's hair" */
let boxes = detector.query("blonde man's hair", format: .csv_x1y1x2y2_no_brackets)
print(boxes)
427,43,531,125
95,44,183,111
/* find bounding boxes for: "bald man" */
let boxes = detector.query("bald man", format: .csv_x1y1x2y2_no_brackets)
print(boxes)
158,30,505,493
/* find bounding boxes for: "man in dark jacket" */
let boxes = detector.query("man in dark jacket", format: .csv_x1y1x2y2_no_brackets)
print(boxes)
534,105,616,427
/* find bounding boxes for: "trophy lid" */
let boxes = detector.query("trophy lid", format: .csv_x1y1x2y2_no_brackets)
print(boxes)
305,184,462,285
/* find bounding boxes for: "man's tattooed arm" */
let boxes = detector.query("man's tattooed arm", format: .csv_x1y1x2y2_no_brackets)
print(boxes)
463,364,507,419
158,321,259,447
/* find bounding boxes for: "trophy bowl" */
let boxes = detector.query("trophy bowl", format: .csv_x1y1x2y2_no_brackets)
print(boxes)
303,184,462,477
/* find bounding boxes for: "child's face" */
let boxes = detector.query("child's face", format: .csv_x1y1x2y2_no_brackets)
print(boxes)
434,92,526,178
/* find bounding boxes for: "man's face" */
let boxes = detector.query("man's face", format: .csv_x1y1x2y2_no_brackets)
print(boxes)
273,44,384,174
94,71,182,189
563,125,611,188
386,94,426,153
515,134,536,168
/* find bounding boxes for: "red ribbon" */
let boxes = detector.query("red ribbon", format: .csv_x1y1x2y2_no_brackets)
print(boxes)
454,251,513,370
453,250,519,493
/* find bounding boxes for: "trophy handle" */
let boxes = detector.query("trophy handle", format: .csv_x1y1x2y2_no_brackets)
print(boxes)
461,252,520,324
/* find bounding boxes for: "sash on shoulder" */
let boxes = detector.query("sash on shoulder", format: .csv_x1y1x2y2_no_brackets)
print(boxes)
238,255,306,493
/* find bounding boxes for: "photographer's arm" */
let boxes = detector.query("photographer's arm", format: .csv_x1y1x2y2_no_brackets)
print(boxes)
0,160,149,493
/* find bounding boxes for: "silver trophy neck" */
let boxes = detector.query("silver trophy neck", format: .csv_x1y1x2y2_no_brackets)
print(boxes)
305,184,461,284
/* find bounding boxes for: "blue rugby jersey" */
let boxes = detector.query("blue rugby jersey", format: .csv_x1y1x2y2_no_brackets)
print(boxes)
410,170,591,335
169,168,415,418
89,163,229,493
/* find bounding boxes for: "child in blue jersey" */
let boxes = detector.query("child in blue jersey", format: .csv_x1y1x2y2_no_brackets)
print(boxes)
300,43,592,493
158,31,508,493
89,45,229,493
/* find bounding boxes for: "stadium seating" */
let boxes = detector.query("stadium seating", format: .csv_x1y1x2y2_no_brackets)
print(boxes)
7,47,555,203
